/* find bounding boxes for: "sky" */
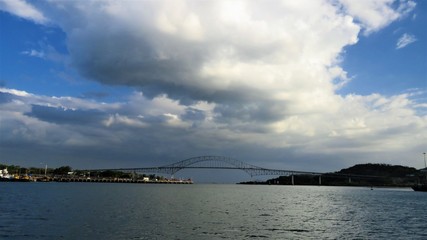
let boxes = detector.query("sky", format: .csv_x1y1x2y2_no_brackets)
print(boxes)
0,0,426,182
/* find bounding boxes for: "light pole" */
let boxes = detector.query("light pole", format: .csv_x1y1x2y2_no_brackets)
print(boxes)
424,152,426,169
40,163,47,176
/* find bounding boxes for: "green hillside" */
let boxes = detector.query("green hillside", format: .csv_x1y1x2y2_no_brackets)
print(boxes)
336,163,417,177
241,163,421,187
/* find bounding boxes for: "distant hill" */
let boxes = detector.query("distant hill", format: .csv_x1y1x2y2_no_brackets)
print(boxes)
336,163,417,177
240,163,420,187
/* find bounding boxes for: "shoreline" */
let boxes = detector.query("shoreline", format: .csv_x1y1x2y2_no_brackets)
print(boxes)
0,177,193,184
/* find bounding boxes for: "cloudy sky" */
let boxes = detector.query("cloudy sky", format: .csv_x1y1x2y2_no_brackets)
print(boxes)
0,0,426,180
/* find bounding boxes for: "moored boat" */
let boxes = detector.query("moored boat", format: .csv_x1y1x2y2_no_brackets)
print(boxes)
0,168,13,181
1,169,35,182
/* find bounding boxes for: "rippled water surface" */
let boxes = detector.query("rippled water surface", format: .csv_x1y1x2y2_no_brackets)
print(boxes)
1,183,426,239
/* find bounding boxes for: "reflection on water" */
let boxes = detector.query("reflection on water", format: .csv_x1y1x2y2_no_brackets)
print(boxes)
1,183,426,239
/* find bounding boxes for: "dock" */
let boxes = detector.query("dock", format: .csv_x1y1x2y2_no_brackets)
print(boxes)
39,176,193,184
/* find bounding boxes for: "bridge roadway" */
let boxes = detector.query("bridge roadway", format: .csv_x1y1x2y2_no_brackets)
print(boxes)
92,155,326,177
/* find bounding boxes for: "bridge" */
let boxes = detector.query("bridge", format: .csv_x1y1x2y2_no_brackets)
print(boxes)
87,155,385,185
96,155,323,177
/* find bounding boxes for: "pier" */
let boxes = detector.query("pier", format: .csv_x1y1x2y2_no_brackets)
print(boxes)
26,175,192,184
51,177,192,184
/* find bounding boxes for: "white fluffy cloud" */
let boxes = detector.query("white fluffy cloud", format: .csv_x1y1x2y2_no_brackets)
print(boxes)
30,0,364,125
1,86,425,170
339,0,416,34
0,0,48,24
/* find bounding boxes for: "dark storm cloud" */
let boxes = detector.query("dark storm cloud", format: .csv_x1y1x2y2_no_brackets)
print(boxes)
25,105,107,125
182,108,206,122
213,100,289,124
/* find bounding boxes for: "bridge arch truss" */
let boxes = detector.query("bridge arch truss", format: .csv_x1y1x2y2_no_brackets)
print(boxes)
112,156,321,177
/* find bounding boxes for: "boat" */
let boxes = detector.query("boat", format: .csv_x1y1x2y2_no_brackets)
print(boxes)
0,176,34,182
0,169,34,182
0,168,13,181
412,184,427,192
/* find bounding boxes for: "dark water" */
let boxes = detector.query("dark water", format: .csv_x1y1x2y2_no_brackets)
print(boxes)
1,183,426,239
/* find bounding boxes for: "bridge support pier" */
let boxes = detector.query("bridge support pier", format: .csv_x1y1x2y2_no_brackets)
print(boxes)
291,174,294,185
319,175,321,185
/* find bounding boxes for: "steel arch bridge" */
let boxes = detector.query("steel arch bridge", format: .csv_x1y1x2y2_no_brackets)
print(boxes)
100,155,322,177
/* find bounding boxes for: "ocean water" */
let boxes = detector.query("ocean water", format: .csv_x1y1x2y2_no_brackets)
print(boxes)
0,182,426,239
